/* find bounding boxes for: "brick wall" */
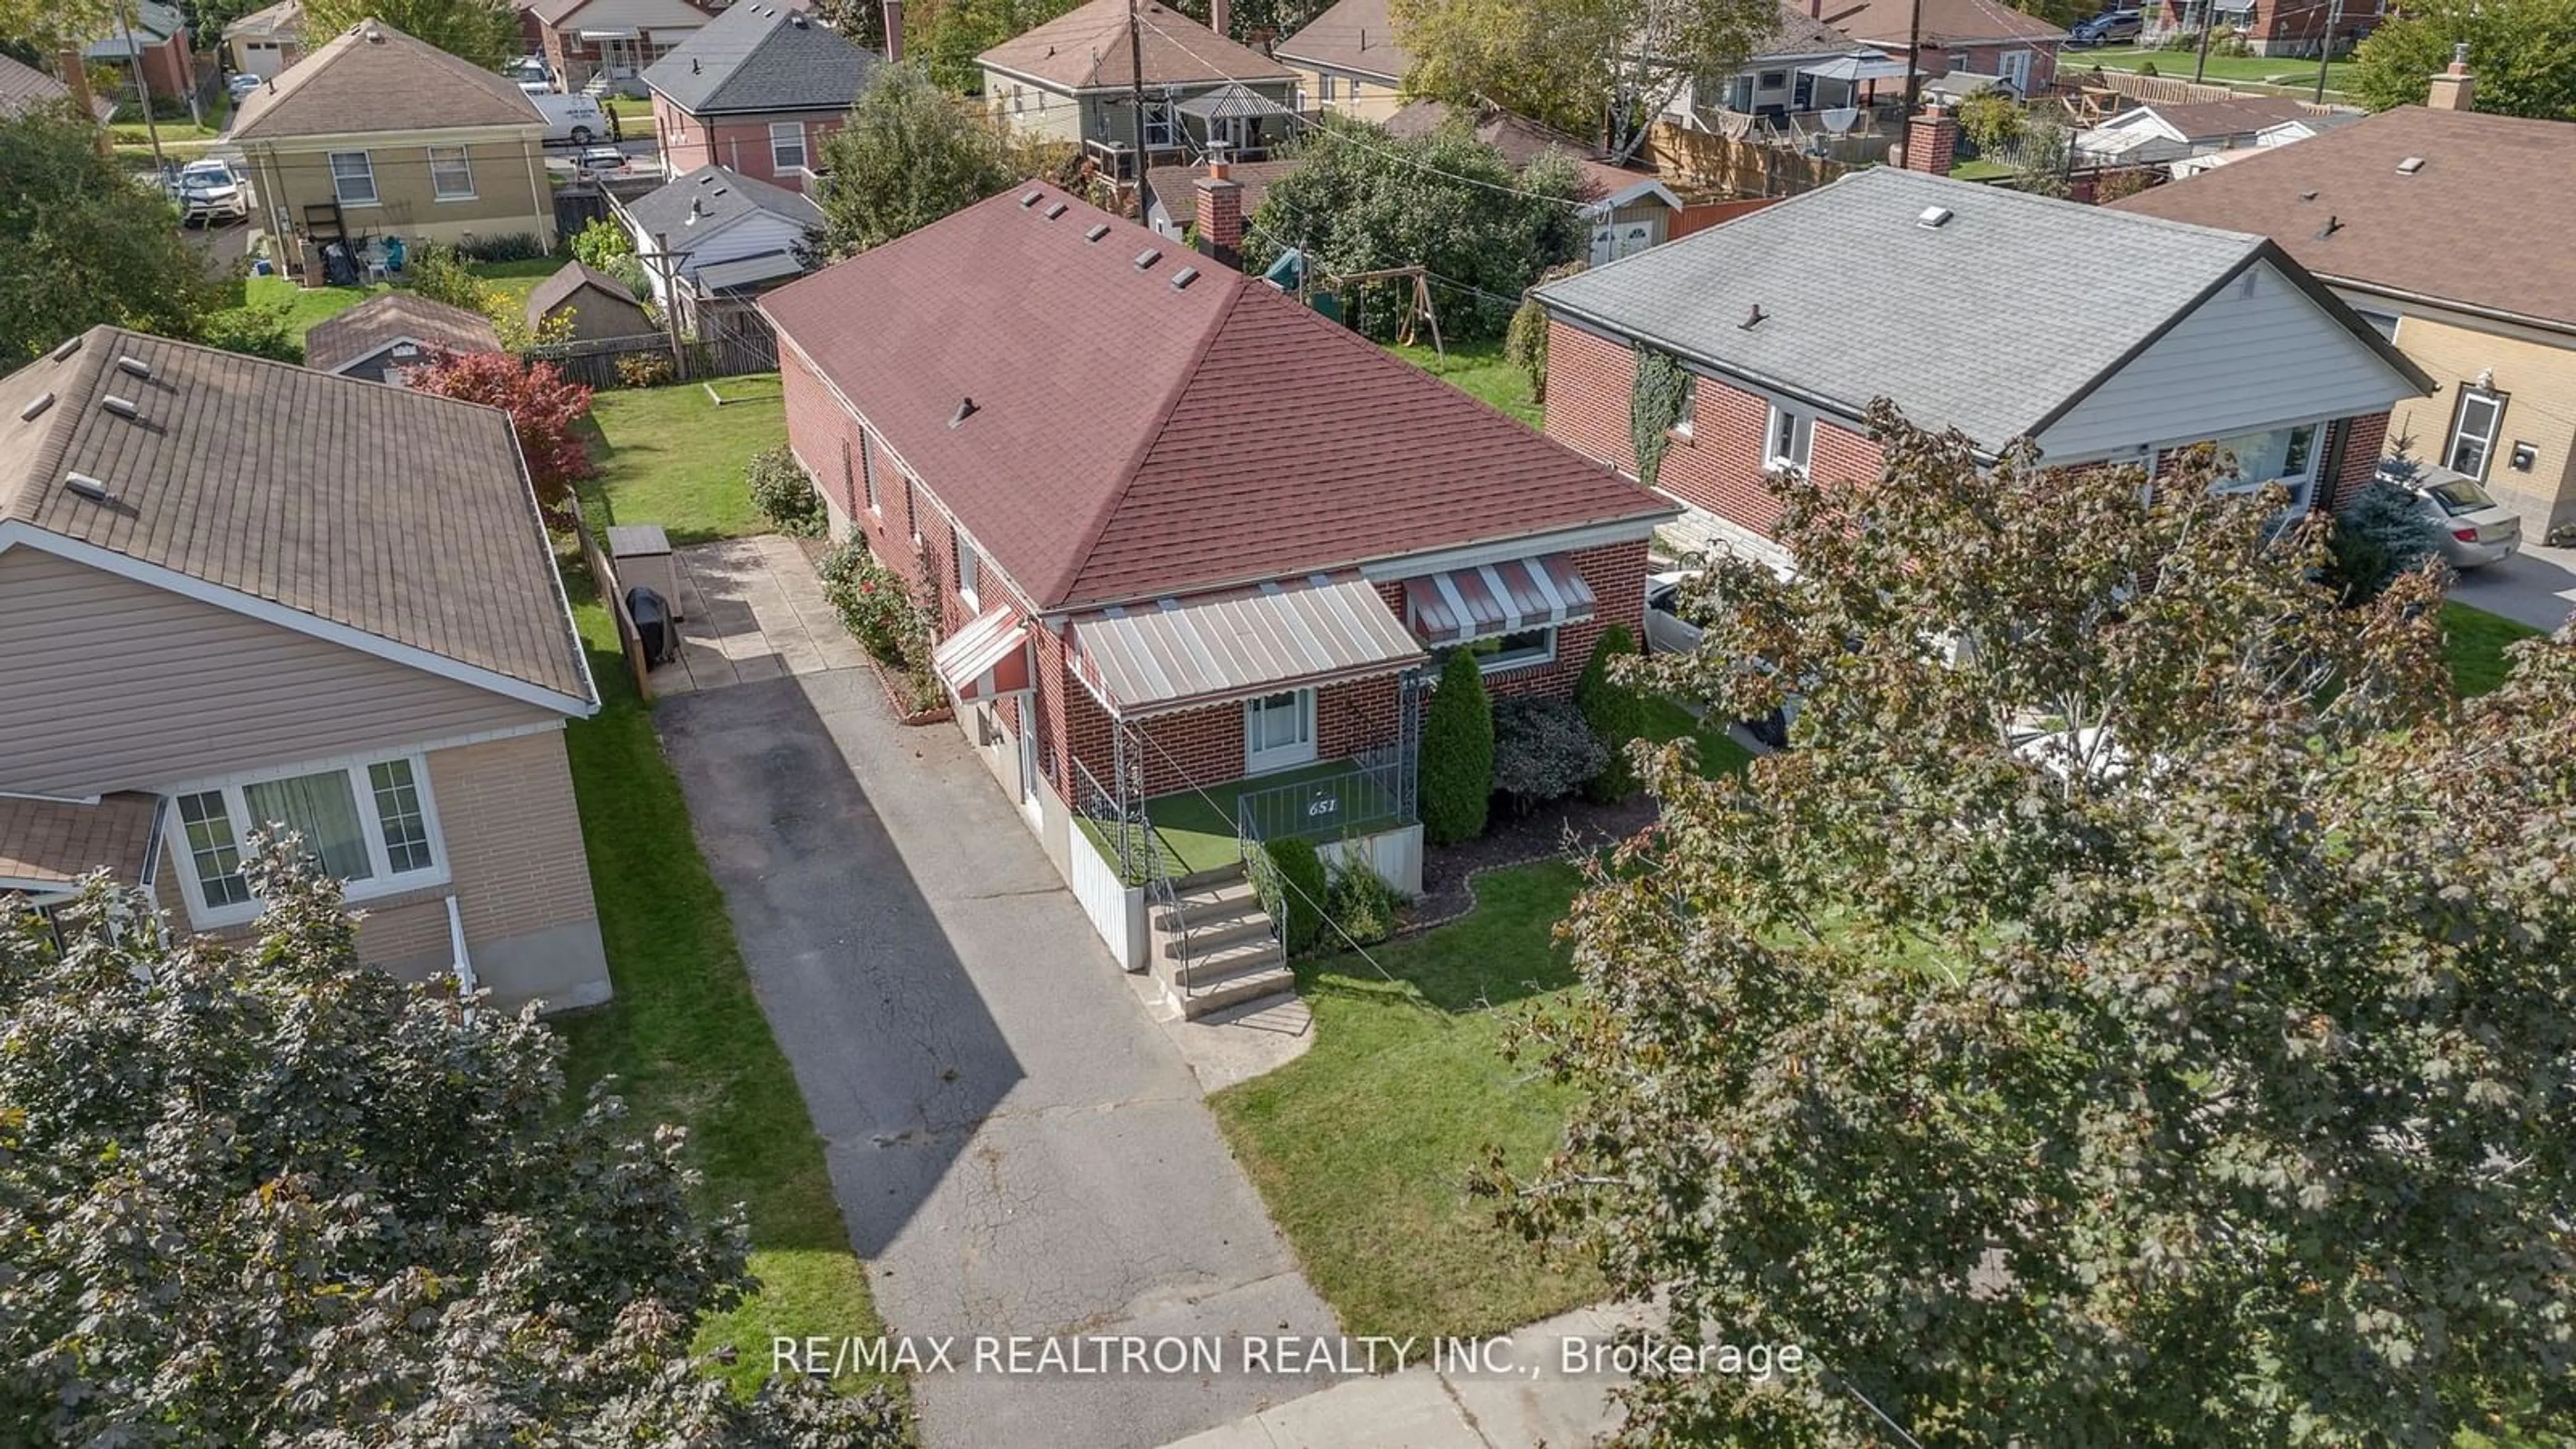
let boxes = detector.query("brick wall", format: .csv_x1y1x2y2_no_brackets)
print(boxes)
2326,410,2389,511
661,113,839,193
653,95,716,180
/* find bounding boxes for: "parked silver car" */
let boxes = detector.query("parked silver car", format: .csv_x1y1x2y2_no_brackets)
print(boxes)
1643,569,1798,748
173,158,250,225
2379,460,2522,568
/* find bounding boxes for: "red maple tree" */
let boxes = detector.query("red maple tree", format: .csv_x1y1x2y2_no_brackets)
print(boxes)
409,350,596,513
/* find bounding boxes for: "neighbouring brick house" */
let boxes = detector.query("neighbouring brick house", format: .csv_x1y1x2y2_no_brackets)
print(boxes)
0,328,610,1012
1533,124,2430,573
2150,0,2383,58
1822,0,2065,96
761,181,1671,1013
2112,95,2576,543
641,1,877,195
529,0,724,95
85,0,195,101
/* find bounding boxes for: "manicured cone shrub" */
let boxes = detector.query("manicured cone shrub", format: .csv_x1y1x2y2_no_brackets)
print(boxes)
1576,623,1646,802
1420,647,1495,845
1265,837,1332,955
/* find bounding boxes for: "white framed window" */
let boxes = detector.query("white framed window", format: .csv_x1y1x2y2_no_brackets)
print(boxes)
1766,402,1814,474
1319,74,1338,101
329,150,378,206
1672,371,1698,437
2446,388,2508,479
426,145,474,200
769,121,808,173
1244,689,1318,773
954,524,980,606
1461,625,1557,674
2207,422,2322,509
168,755,447,928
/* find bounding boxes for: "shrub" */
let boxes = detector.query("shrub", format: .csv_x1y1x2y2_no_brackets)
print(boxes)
1955,91,2025,154
614,352,675,389
1492,695,1608,812
2326,474,2446,603
1264,837,1332,955
195,300,301,364
1576,623,1647,802
1420,649,1495,845
818,538,922,662
571,216,633,270
405,243,500,317
748,443,826,537
1326,857,1404,947
458,231,549,263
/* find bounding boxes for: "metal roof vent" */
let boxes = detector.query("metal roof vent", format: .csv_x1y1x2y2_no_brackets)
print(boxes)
1020,189,1043,207
1133,249,1160,271
115,356,151,380
1917,205,1953,229
101,394,140,420
1171,265,1199,290
2396,156,2426,174
1740,303,1767,331
949,396,978,427
2300,189,2318,201
1044,201,1068,219
17,392,54,422
64,472,111,502
1084,223,1110,241
49,336,80,362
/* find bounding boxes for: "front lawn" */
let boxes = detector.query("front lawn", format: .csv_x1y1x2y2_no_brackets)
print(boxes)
578,376,784,542
2444,600,2542,699
1386,337,1543,430
553,559,899,1403
1212,863,1604,1340
2075,44,2355,96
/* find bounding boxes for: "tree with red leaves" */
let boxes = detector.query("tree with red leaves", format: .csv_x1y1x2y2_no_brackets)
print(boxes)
409,350,596,513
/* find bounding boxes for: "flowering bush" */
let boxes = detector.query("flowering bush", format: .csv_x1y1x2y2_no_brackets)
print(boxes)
818,537,927,663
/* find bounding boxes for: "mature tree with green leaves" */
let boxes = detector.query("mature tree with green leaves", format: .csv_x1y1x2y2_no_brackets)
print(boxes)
1244,113,1586,337
814,62,1037,256
0,110,226,369
1490,406,2576,1445
0,853,907,1444
301,0,520,70
1389,0,1778,162
0,0,113,53
2350,0,2576,119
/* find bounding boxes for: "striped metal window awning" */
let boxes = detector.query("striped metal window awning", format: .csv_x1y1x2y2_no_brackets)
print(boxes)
932,607,1031,702
1071,574,1426,720
1402,555,1597,646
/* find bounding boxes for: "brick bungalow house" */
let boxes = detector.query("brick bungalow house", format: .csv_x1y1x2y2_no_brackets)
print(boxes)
2150,0,2382,58
1532,113,2431,573
85,0,195,101
0,328,610,1012
761,178,1671,1013
641,0,877,195
529,0,724,95
1822,0,2065,96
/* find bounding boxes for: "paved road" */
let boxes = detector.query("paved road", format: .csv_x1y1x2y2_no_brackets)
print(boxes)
656,669,1341,1449
2450,541,2576,634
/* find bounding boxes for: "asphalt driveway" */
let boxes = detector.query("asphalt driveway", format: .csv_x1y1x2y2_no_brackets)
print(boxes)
655,668,1340,1448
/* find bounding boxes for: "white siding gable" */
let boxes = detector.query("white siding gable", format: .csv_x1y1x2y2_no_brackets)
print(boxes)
2035,259,2420,464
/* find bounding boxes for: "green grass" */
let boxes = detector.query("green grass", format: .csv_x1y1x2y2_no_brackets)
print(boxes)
469,255,568,307
1640,695,1757,777
244,259,574,342
1385,337,1543,430
2443,601,2542,699
1212,863,1603,1338
579,376,784,543
553,557,898,1402
1949,158,2016,181
604,95,654,127
2077,44,2355,96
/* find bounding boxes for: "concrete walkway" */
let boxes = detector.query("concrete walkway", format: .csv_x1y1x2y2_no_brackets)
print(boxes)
1160,1304,1644,1449
655,665,1342,1449
2450,540,2576,634
657,535,867,695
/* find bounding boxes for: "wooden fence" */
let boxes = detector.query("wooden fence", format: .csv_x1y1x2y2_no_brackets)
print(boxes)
1644,122,1851,200
569,496,653,701
527,310,777,389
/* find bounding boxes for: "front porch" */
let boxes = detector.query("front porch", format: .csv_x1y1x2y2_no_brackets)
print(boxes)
1075,754,1413,879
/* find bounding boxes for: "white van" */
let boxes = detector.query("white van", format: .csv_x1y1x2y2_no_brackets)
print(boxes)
530,92,610,146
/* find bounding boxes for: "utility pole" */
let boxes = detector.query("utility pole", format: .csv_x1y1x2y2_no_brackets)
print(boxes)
1900,0,1925,163
1127,0,1150,216
119,0,166,183
650,231,687,377
2312,0,2343,101
2193,0,2218,83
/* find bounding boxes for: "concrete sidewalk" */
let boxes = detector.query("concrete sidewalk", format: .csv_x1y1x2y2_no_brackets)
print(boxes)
1160,1305,1646,1449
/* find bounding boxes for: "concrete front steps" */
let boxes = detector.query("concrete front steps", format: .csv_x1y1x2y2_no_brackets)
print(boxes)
1148,863,1296,1019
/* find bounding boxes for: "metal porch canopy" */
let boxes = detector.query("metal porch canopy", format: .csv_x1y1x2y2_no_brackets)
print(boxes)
1402,554,1597,646
1798,56,1917,83
1069,574,1426,720
932,607,1032,702
1175,82,1295,121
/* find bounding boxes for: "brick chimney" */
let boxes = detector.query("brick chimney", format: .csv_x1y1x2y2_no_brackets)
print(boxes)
881,0,903,61
1212,0,1231,38
1194,145,1244,268
1903,105,1958,173
2426,41,2475,111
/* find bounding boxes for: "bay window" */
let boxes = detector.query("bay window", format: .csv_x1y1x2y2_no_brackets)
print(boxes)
170,755,445,925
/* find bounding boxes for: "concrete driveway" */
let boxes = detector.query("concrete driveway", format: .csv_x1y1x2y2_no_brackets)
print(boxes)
2450,539,2576,633
655,668,1341,1449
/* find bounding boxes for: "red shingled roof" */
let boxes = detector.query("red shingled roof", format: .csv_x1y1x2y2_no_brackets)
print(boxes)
761,184,1670,612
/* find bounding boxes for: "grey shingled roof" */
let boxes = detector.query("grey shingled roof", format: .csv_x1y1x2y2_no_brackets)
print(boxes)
643,0,878,117
526,259,645,327
1536,167,2290,447
233,19,543,139
625,164,822,242
0,327,593,708
303,292,502,375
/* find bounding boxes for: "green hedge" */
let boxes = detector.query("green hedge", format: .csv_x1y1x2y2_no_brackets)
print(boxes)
1421,647,1495,845
1576,624,1646,802
1265,837,1331,955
